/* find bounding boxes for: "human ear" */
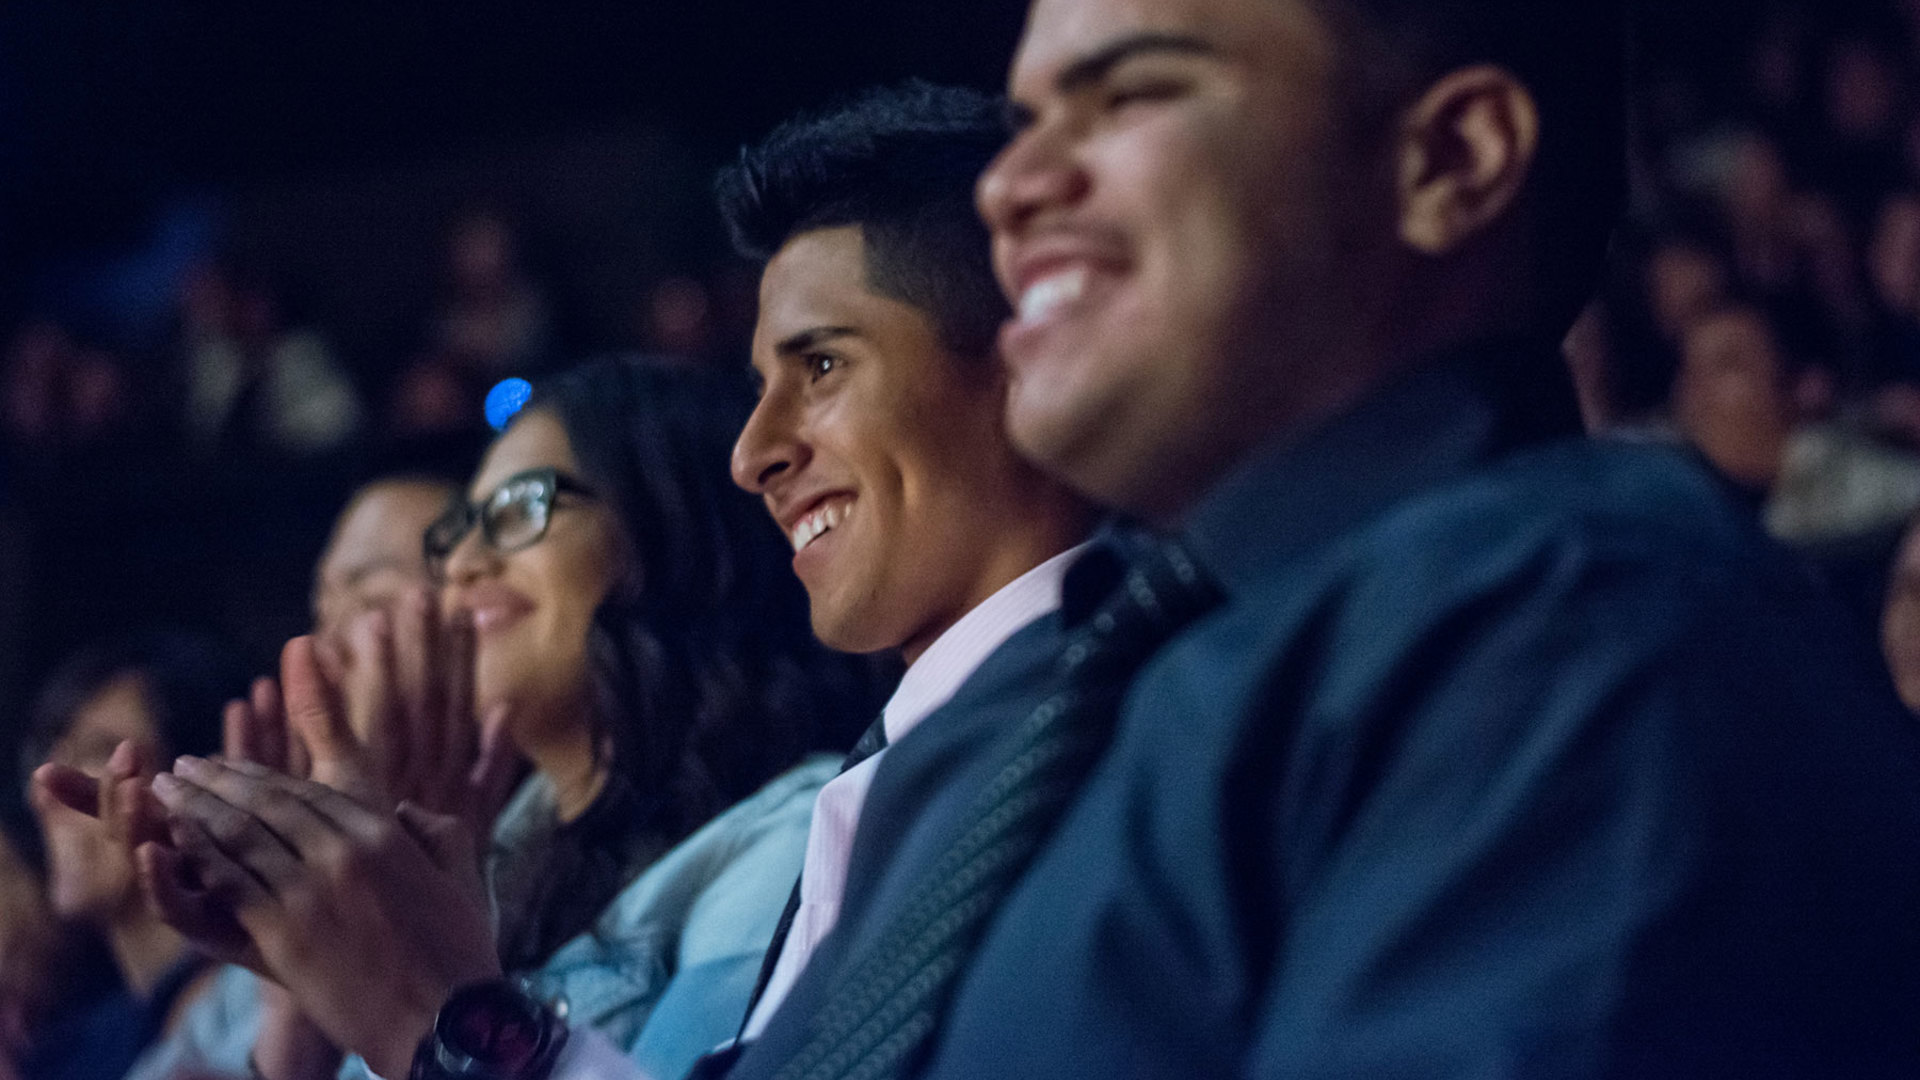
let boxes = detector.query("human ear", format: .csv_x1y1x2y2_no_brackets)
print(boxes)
1395,65,1540,256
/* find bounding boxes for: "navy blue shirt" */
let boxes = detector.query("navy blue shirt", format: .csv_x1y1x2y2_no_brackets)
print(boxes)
22,955,210,1080
737,341,1920,1079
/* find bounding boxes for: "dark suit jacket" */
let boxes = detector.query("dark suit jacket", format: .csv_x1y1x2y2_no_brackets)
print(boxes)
732,341,1920,1079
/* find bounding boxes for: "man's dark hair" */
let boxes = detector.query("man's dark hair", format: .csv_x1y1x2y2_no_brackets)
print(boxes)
714,80,1012,360
1318,0,1627,334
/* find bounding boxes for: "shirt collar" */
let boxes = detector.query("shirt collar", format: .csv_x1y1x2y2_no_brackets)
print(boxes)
1179,337,1584,596
881,542,1092,744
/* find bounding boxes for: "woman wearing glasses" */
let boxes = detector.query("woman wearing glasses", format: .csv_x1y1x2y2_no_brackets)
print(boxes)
437,357,880,981
250,355,885,1080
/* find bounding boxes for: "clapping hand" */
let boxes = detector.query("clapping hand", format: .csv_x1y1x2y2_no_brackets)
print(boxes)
144,630,507,1079
246,592,524,833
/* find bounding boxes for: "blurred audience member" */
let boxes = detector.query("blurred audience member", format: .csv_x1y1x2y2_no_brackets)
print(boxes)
1871,191,1920,385
435,211,553,376
0,827,101,1080
388,211,555,437
642,276,719,361
1675,304,1799,495
1645,235,1734,342
1881,512,1920,712
22,631,254,1080
175,261,363,459
1814,35,1907,225
310,474,459,666
1,322,133,452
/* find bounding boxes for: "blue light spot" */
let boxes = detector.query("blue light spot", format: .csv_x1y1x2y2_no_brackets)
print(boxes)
485,378,534,431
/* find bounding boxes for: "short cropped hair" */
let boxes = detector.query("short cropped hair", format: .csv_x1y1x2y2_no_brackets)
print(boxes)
1318,0,1627,333
714,80,1012,360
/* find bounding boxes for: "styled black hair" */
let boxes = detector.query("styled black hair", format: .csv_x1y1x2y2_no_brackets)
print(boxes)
714,80,1013,360
1318,0,1628,333
20,629,249,780
525,356,885,844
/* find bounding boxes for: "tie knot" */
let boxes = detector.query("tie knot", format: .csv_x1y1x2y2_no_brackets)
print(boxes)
1062,534,1221,678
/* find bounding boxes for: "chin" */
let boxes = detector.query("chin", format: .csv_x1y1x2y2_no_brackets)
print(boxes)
1006,384,1114,500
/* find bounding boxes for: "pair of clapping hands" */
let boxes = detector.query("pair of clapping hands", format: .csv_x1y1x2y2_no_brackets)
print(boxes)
34,595,526,1079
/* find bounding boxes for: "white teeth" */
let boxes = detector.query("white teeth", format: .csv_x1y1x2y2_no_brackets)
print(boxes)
789,501,850,553
1018,268,1088,324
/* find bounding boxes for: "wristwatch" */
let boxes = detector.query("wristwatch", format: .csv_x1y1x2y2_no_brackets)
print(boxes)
410,980,570,1080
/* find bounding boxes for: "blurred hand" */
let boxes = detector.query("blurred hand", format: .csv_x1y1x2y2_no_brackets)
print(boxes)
290,595,522,836
149,756,500,1080
33,740,263,973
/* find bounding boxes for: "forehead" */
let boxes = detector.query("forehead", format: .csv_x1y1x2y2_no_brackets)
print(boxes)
473,409,578,496
321,483,449,576
752,226,939,364
62,673,154,746
1011,0,1304,93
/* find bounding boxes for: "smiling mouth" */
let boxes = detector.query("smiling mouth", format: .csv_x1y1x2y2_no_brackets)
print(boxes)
1017,266,1089,326
790,496,853,553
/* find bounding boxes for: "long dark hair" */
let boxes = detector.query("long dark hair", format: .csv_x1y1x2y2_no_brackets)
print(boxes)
526,356,885,845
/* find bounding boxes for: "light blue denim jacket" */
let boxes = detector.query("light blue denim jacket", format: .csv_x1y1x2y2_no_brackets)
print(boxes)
343,755,834,1080
123,963,263,1080
520,756,832,1073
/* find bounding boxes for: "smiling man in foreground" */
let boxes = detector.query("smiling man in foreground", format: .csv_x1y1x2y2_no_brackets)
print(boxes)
722,0,1920,1076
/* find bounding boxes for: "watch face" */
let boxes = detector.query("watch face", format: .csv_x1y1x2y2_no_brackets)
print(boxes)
441,983,546,1073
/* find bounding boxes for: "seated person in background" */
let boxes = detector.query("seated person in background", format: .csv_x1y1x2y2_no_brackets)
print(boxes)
1880,511,1920,714
0,824,108,1080
22,630,253,1080
104,356,888,1080
132,82,1094,1080
309,473,460,662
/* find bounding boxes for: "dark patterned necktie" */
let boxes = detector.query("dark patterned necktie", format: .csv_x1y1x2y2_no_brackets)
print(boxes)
770,535,1222,1080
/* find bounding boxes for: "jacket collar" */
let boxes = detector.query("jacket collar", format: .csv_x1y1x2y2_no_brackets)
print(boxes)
1178,336,1584,596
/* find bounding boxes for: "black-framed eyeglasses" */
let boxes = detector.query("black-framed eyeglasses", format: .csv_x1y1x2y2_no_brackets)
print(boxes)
424,467,598,574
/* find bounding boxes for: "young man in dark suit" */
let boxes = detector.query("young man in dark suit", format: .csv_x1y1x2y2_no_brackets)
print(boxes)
723,0,1920,1077
112,84,1098,1080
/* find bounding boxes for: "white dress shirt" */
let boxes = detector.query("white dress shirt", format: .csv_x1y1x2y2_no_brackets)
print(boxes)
536,543,1087,1080
742,542,1086,1039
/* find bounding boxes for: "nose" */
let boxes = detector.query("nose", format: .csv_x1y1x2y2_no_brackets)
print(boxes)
732,389,809,495
439,523,501,587
977,120,1089,238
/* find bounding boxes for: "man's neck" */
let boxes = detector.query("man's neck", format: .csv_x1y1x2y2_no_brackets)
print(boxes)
899,514,1093,667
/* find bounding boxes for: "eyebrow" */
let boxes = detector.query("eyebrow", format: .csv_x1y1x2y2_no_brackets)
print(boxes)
1053,32,1220,95
774,325,860,356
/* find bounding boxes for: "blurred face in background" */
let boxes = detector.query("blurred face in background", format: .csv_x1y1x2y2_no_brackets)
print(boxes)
1870,195,1920,318
1674,306,1794,491
1646,242,1731,341
437,409,624,749
314,479,458,740
1882,519,1920,713
27,672,158,923
978,0,1401,518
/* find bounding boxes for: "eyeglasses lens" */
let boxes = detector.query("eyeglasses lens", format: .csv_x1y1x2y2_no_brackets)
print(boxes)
486,476,553,552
